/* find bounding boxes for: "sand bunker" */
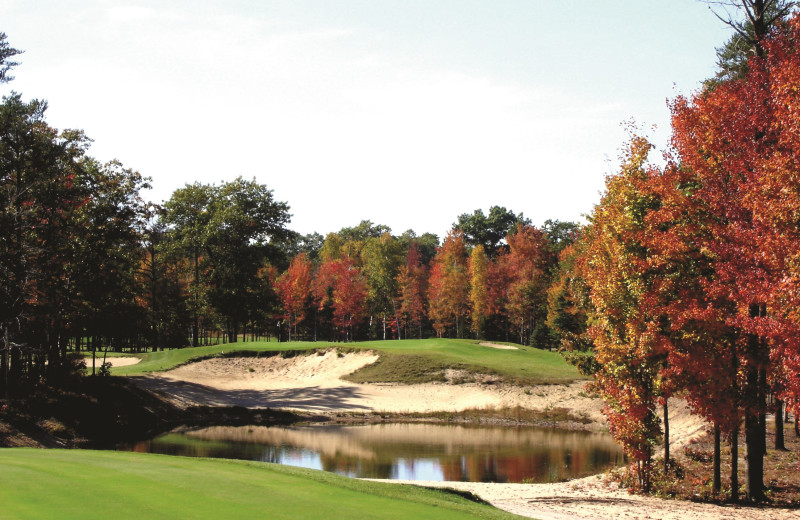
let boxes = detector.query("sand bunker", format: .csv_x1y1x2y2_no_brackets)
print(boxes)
135,351,711,445
135,350,604,418
479,342,519,350
84,356,141,367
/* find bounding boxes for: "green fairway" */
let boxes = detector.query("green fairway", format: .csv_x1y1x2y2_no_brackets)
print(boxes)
0,449,523,520
112,338,583,384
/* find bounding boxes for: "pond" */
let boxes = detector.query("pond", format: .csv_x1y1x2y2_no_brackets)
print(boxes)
121,423,624,483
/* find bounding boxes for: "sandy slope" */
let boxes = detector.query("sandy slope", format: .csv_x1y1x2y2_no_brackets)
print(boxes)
135,350,606,420
132,351,796,520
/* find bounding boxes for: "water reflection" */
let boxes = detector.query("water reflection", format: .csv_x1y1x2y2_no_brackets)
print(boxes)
121,423,624,483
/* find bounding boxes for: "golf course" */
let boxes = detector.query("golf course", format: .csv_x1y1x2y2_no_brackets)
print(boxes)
5,338,800,520
3,338,589,520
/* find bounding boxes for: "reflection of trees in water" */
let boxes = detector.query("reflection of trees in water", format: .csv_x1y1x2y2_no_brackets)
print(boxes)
258,446,283,464
125,425,625,483
440,446,625,483
319,454,394,480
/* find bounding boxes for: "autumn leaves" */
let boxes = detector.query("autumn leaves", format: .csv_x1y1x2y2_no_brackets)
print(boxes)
578,14,800,500
274,225,555,345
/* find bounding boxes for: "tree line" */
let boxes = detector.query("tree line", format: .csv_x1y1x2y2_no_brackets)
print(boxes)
557,1,800,502
274,213,579,346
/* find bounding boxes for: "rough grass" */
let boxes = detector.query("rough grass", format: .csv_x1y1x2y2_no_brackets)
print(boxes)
393,405,593,426
111,342,319,375
112,338,584,385
343,354,450,384
0,449,524,520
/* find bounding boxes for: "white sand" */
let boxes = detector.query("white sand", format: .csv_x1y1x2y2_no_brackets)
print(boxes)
135,350,604,419
84,356,141,367
479,342,519,350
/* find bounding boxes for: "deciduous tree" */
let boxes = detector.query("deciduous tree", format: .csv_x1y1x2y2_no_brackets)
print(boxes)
453,206,528,259
362,233,404,340
427,231,469,338
468,245,489,339
581,134,666,491
276,253,312,342
397,244,428,339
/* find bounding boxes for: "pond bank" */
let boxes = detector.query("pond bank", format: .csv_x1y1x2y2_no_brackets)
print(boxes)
130,350,608,427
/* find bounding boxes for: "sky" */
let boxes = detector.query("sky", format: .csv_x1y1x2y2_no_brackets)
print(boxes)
1,1,732,238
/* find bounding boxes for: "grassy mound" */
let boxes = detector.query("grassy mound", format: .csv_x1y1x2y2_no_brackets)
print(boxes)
113,338,583,385
0,449,523,519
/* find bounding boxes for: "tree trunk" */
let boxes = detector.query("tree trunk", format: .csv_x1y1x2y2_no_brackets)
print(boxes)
745,413,765,501
192,250,200,348
713,423,721,495
391,298,400,340
2,328,8,398
744,303,766,502
91,336,97,376
775,398,786,450
730,428,739,503
663,400,670,472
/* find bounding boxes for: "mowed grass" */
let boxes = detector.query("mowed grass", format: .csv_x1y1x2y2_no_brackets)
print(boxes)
342,340,580,385
0,449,523,520
112,341,320,375
112,338,584,385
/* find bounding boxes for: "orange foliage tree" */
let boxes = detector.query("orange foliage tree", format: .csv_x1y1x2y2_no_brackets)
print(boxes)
581,134,668,491
312,256,367,342
397,244,428,339
275,253,312,342
663,15,800,500
427,231,469,338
